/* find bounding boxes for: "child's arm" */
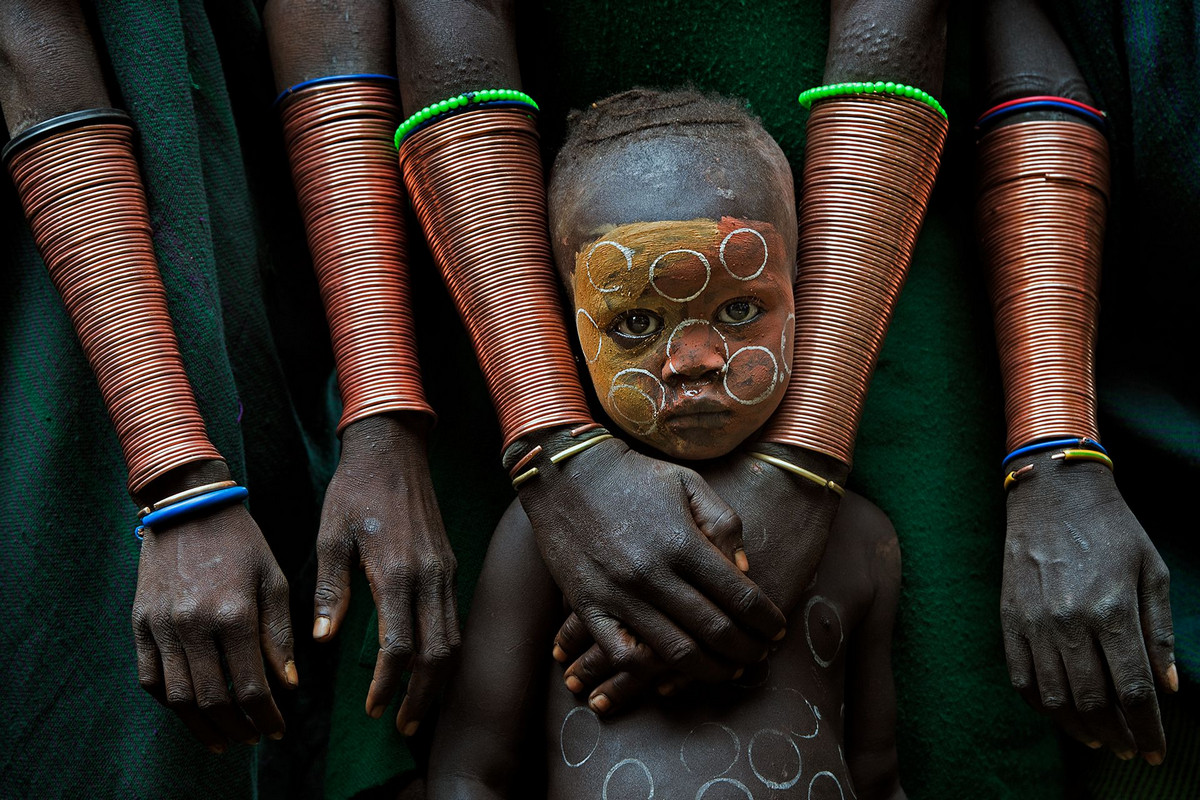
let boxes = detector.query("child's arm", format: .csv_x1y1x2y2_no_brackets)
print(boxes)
428,502,561,799
841,502,905,800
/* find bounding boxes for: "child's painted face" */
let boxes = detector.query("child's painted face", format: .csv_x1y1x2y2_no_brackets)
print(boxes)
574,217,794,460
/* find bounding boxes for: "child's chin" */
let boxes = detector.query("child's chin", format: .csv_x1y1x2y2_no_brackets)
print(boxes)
631,433,739,462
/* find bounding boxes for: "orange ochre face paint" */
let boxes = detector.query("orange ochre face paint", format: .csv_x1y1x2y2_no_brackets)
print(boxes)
573,217,794,460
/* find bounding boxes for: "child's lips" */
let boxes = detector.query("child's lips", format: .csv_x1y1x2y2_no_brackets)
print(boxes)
660,397,735,427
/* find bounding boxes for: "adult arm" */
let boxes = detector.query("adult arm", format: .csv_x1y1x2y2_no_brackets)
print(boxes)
427,503,559,799
0,0,293,751
264,0,458,736
390,0,785,682
980,0,1175,764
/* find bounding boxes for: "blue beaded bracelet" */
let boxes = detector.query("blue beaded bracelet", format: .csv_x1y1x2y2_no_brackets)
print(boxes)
134,486,250,540
1002,437,1107,469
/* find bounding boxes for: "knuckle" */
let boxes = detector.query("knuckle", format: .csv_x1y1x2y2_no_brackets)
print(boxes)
1075,691,1109,714
419,643,456,668
1117,682,1156,709
138,674,162,694
418,556,450,584
316,534,348,562
171,601,203,632
313,582,343,607
195,690,230,713
665,639,698,669
379,562,417,592
380,629,414,658
1049,606,1081,632
165,688,194,708
213,602,254,632
1040,693,1068,712
235,681,271,707
702,615,735,647
734,585,763,617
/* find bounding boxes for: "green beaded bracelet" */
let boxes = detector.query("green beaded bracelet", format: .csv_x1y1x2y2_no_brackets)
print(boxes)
393,88,539,148
797,81,947,119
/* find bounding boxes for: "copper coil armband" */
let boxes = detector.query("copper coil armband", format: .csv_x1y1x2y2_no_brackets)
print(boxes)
398,98,593,452
5,109,222,495
761,88,949,466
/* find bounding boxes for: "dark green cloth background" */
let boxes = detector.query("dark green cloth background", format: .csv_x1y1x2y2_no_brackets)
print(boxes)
1,1,1194,798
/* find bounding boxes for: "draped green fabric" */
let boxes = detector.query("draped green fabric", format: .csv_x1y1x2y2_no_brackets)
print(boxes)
1,1,1194,798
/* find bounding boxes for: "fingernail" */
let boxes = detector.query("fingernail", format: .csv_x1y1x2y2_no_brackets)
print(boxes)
552,644,568,663
1167,663,1179,693
589,693,611,714
1144,751,1163,766
565,675,584,693
1116,750,1135,761
734,549,750,572
313,616,331,640
657,682,676,696
773,628,787,642
285,660,299,687
243,736,260,746
208,744,226,755
758,650,770,662
732,668,744,680
1086,740,1103,749
270,731,284,741
402,720,420,737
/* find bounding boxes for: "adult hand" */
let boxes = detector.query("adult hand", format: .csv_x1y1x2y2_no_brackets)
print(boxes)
312,413,458,736
517,429,787,690
550,442,845,712
1002,450,1175,765
132,461,295,753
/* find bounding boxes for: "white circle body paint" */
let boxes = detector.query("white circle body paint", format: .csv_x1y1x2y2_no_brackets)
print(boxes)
803,595,844,668
577,308,603,363
719,227,769,281
679,722,741,777
559,705,600,768
587,240,636,294
781,312,795,375
748,728,803,790
808,771,845,800
695,777,755,799
666,318,729,377
723,345,780,405
650,249,711,302
602,758,654,800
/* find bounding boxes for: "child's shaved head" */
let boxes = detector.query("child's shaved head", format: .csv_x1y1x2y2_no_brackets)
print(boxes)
549,88,796,289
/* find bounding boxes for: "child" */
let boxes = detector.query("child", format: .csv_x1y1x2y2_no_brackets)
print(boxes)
428,89,905,800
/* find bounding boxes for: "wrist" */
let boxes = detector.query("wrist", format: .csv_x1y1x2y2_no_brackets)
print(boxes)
340,411,431,458
133,459,232,509
748,441,851,486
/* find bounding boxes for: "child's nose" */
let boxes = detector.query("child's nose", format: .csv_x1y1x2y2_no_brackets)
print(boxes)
663,324,728,381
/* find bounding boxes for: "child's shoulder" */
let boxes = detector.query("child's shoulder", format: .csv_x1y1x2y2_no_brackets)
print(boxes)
827,492,900,577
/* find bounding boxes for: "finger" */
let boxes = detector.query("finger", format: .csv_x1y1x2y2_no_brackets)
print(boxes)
220,621,286,741
554,612,594,663
1025,641,1100,748
1061,637,1135,752
1001,622,1037,705
592,599,740,683
366,577,415,720
588,669,658,717
1098,608,1165,761
134,609,166,704
580,609,659,677
680,469,744,566
313,531,355,641
1139,555,1176,694
395,565,459,737
641,576,770,666
671,544,786,643
259,568,298,689
177,607,259,745
153,618,227,753
564,643,619,694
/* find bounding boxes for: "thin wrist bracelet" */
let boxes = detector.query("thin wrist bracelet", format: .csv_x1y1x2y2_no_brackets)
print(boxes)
1003,446,1113,492
135,485,249,539
747,452,846,497
273,73,397,106
976,95,1106,132
510,426,614,490
138,479,236,518
394,88,539,148
1002,437,1106,469
798,80,947,119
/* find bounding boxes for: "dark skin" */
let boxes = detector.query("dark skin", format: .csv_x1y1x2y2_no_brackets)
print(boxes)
264,0,459,738
0,0,295,752
429,490,904,800
392,0,795,685
553,0,950,709
982,0,1176,765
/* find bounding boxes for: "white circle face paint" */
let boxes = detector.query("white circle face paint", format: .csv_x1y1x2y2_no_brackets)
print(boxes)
587,240,636,294
679,722,740,778
804,596,844,669
559,705,600,767
808,771,845,800
781,313,795,376
695,777,755,799
723,346,780,405
666,319,729,377
650,249,711,302
607,368,666,435
719,227,769,281
602,758,654,800
748,728,803,790
577,308,603,363
770,687,820,739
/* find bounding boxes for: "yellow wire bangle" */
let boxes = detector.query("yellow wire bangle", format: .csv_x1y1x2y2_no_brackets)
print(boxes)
747,452,846,497
510,434,615,490
1052,449,1114,470
138,479,237,519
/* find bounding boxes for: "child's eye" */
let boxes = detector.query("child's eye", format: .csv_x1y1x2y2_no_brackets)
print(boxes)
717,299,763,324
612,310,663,338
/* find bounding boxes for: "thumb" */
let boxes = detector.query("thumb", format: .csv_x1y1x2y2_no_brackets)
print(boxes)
314,531,355,642
680,469,748,572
